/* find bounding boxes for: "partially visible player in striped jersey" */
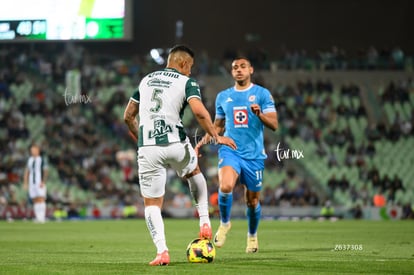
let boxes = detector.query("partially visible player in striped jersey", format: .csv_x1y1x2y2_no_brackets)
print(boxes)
123,45,236,266
23,144,48,223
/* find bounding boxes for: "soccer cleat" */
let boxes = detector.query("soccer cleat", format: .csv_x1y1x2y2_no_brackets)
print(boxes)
149,250,170,266
246,236,259,253
213,222,231,248
199,223,212,240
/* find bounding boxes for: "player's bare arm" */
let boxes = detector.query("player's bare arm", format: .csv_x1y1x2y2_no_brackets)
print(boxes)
198,118,225,144
123,100,139,141
214,118,226,136
250,104,278,131
189,98,236,150
41,168,48,188
195,118,226,155
23,168,29,191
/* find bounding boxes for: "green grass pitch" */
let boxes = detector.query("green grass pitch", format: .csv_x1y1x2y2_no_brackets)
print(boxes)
0,219,413,274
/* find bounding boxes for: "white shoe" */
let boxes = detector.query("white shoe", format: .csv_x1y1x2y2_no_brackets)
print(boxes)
213,222,231,248
246,236,258,253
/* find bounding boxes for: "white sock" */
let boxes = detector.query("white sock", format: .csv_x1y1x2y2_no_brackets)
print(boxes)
187,173,210,227
38,202,46,222
145,205,168,253
34,203,41,222
34,202,46,222
248,232,257,238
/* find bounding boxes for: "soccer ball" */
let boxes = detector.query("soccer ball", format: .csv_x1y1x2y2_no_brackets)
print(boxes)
186,238,216,263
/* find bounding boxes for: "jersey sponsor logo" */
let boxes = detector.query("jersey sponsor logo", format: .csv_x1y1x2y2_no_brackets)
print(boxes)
233,106,248,128
248,95,256,102
148,119,173,139
147,78,172,88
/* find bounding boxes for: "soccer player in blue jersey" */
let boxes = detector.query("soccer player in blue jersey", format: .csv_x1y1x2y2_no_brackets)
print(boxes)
197,57,278,253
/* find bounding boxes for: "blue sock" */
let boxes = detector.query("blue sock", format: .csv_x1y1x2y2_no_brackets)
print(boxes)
218,190,233,223
247,203,261,235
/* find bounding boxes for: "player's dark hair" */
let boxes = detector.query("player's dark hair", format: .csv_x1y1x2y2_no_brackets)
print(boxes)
169,45,195,58
233,56,251,65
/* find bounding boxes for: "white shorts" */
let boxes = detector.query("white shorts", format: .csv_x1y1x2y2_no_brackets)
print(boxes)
29,183,47,199
137,139,198,198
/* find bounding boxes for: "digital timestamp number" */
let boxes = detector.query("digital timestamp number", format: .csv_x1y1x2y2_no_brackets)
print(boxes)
333,244,363,251
0,20,46,40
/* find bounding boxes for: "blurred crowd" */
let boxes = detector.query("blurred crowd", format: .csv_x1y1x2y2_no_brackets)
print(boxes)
276,46,409,71
271,76,413,219
1,43,413,221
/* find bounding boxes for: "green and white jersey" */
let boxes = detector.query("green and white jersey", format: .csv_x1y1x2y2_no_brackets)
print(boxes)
130,68,201,147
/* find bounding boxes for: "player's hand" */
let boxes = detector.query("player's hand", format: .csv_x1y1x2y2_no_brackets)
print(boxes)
23,183,28,191
40,181,45,188
215,136,237,150
250,104,261,116
195,141,203,157
195,135,211,157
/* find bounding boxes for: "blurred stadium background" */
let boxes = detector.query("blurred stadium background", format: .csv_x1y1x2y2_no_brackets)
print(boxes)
1,0,413,221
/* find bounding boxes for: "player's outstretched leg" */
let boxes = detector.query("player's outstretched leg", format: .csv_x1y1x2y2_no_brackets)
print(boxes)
214,190,233,247
187,173,212,240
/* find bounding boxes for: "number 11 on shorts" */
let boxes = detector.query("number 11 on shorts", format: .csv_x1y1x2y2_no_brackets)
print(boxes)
255,170,262,180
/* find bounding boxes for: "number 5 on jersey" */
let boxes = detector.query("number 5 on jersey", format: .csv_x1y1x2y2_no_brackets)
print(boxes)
150,89,163,113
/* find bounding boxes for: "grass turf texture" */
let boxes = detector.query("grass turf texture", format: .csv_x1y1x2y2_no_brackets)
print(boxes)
0,219,413,274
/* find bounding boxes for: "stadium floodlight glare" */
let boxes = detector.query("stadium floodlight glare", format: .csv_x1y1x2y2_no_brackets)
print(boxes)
150,48,165,65
86,21,99,38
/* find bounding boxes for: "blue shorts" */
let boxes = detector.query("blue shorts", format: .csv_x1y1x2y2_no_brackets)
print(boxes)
218,147,264,192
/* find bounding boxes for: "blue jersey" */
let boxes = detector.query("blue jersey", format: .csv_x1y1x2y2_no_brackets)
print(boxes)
215,84,276,159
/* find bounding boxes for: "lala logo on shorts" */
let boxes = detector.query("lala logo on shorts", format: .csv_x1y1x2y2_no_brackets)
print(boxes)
233,106,248,128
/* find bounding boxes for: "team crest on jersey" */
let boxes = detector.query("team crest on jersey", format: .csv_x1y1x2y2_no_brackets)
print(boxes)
248,95,256,102
233,106,248,128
